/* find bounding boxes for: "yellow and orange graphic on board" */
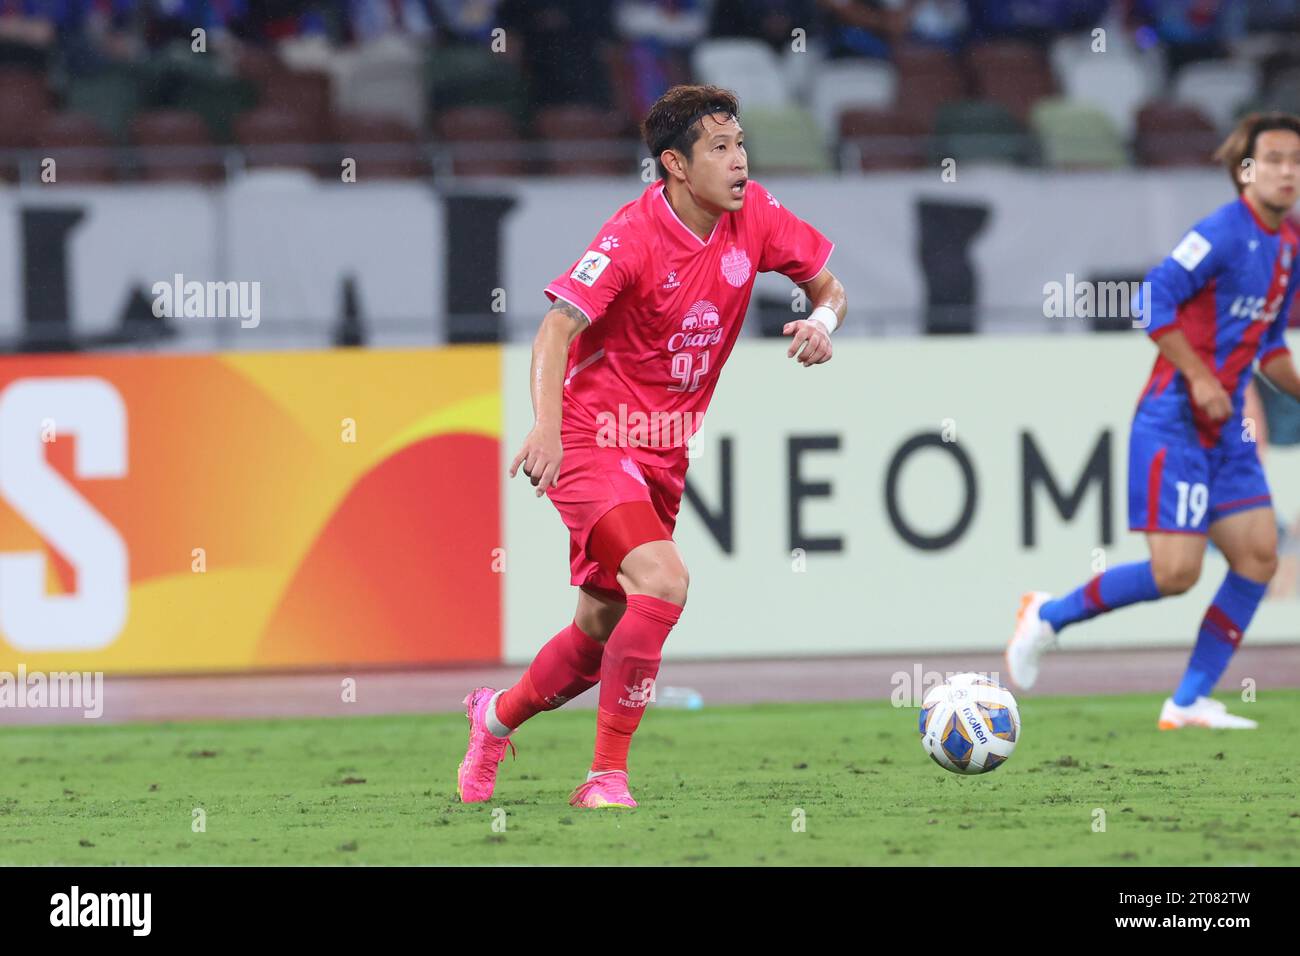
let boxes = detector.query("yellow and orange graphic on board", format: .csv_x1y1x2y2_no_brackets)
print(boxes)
0,347,502,673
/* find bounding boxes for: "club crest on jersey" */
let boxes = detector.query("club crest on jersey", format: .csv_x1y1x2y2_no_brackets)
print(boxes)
669,299,723,352
721,245,752,287
570,250,611,287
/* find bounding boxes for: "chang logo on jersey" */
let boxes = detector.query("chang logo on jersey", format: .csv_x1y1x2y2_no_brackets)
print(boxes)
720,246,752,287
668,299,723,352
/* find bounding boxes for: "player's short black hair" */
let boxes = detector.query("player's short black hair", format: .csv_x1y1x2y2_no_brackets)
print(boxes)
642,85,741,182
1214,112,1300,193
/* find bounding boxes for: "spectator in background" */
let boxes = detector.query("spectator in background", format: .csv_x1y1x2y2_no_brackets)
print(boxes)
141,0,248,48
817,0,967,59
58,0,141,74
497,0,615,110
966,0,1108,40
614,0,709,117
1130,0,1247,70
430,0,503,45
0,0,58,70
707,0,816,53
347,0,436,42
231,1,334,44
1242,0,1300,33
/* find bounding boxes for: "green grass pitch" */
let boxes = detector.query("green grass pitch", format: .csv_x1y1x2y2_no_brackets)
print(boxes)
2,691,1297,866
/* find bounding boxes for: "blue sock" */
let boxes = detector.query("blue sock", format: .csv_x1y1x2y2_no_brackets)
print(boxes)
1039,561,1162,634
1172,571,1267,706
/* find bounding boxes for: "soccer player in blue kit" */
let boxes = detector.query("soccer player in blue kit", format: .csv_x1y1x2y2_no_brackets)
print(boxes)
1008,113,1300,728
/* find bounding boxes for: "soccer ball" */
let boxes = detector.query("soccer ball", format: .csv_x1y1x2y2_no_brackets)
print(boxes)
919,673,1020,774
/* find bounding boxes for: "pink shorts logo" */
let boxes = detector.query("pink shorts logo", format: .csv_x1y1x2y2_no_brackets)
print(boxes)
620,455,647,486
721,246,751,287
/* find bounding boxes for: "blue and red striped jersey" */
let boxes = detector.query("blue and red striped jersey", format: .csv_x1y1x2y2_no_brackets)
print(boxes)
1135,195,1297,448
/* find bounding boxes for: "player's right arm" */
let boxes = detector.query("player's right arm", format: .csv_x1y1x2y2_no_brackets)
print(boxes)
1138,214,1234,421
1154,330,1232,421
510,299,587,496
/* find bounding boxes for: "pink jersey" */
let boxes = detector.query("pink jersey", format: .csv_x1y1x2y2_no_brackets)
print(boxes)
543,179,834,467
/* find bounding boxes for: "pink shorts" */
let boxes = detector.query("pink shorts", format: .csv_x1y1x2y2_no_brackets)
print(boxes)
545,442,686,597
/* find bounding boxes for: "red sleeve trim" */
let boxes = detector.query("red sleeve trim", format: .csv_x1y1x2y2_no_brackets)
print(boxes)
1259,345,1291,367
1148,323,1179,341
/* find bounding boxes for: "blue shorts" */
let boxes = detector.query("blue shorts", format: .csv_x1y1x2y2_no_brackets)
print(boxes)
1128,423,1272,534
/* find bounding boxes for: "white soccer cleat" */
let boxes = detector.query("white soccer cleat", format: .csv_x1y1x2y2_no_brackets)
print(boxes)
1005,591,1056,691
1158,697,1257,730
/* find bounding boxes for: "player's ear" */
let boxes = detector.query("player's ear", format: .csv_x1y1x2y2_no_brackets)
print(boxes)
663,148,689,183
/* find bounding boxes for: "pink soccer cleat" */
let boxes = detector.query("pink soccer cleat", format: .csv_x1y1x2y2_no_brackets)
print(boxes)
456,687,516,803
568,771,638,809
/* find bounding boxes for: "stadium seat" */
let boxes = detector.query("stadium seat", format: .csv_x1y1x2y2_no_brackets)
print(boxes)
838,108,929,170
0,67,49,177
234,107,334,176
38,113,118,183
1031,98,1127,169
892,42,969,128
0,65,50,115
930,100,1034,167
1173,60,1261,132
690,39,791,110
1051,36,1163,140
966,40,1057,123
149,54,259,145
66,66,144,144
234,45,286,91
1263,66,1300,113
809,60,897,145
257,69,333,128
334,114,427,179
434,106,527,176
278,35,336,74
333,36,427,133
740,106,830,175
1134,102,1219,167
131,110,225,183
535,105,632,176
427,44,527,121
781,42,826,104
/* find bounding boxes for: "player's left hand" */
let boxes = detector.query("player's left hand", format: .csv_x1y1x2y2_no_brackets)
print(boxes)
783,319,832,366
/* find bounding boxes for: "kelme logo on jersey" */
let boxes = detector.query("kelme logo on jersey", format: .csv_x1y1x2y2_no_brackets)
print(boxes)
720,246,752,287
570,251,611,287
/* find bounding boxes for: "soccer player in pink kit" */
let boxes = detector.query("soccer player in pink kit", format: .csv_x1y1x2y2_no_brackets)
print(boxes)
456,85,847,808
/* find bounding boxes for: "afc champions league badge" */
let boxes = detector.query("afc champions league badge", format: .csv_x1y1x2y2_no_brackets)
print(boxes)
720,245,752,288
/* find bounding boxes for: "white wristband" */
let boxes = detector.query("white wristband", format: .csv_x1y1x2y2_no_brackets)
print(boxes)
808,305,838,335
